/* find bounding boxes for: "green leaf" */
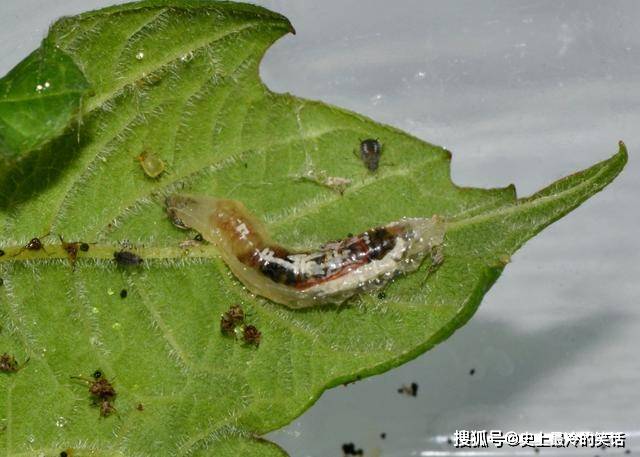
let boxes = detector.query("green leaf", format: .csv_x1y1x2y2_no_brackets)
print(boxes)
0,1,627,456
0,39,90,159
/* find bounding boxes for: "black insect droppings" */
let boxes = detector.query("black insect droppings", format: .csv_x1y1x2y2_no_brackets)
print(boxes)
25,238,43,251
71,369,117,417
0,249,5,257
137,403,144,411
398,382,418,397
220,304,245,336
342,442,364,456
59,236,82,266
113,250,143,266
534,448,540,454
359,138,382,171
60,452,68,457
120,289,128,299
80,243,90,252
194,234,204,242
469,368,476,376
220,317,236,336
12,236,49,257
380,433,386,439
99,400,116,417
0,353,28,373
243,324,262,347
377,292,386,299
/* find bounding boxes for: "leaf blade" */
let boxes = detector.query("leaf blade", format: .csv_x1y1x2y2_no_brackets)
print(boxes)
0,2,627,456
0,40,89,159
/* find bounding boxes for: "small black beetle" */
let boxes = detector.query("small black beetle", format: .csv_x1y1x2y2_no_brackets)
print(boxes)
113,251,143,266
359,138,382,171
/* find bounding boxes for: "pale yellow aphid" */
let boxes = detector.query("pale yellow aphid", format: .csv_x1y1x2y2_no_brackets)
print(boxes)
136,151,165,178
165,194,445,309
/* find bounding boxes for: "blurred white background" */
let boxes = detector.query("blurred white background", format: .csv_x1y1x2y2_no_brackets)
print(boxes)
1,2,638,456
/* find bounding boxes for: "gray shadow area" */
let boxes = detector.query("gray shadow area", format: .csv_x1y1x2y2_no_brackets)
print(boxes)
268,312,631,457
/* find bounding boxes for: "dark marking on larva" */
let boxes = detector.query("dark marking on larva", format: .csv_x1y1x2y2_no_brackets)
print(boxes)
0,249,5,257
256,255,298,286
120,289,128,299
246,228,397,290
164,194,446,308
136,403,144,411
194,234,204,242
80,243,90,252
113,251,143,266
359,138,382,171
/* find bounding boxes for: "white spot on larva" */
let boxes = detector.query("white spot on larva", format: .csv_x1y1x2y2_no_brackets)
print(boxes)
44,81,50,88
135,51,145,61
35,84,44,92
235,221,250,240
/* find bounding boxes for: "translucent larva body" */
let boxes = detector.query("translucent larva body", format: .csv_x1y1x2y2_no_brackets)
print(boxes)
165,194,445,308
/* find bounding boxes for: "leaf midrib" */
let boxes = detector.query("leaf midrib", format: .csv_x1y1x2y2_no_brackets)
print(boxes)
2,145,620,264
